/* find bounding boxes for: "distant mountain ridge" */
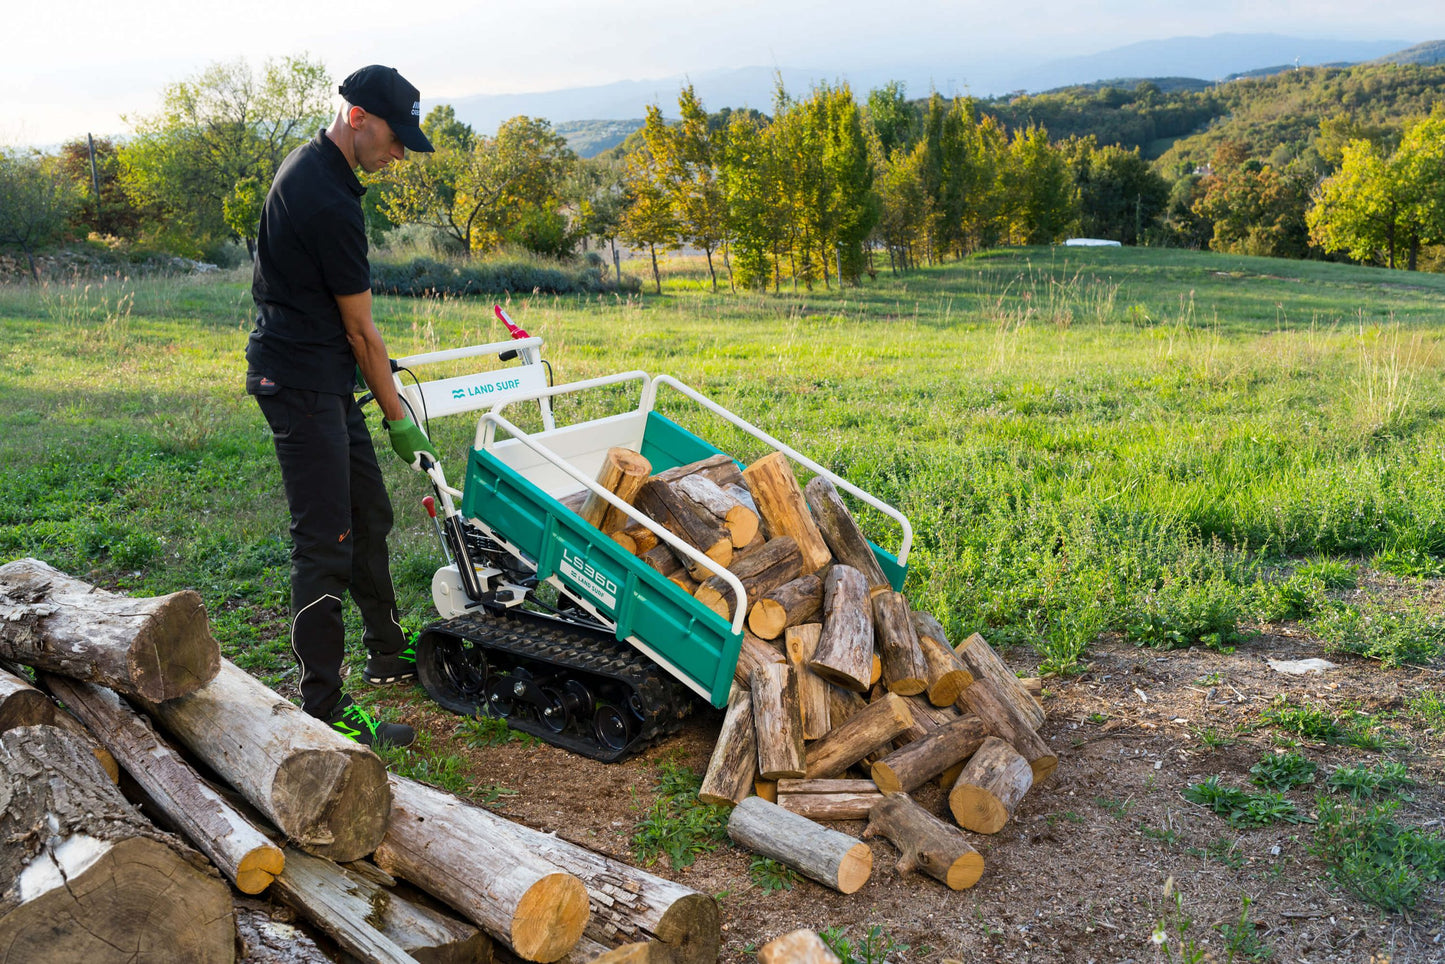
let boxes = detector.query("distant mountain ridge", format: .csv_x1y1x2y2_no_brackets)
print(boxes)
1368,40,1445,65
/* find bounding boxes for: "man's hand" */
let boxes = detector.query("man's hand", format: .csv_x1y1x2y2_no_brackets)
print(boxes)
386,417,440,471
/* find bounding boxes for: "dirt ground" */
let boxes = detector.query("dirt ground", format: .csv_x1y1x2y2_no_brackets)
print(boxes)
247,595,1445,964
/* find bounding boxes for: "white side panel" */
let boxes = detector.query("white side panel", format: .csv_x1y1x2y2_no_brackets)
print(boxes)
487,411,648,498
402,364,548,421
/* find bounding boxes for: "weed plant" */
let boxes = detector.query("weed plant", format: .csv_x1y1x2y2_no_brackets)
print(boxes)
1311,797,1445,912
1307,598,1445,667
747,857,799,893
1249,752,1317,790
631,762,728,870
1326,760,1415,800
1182,776,1308,828
818,925,909,964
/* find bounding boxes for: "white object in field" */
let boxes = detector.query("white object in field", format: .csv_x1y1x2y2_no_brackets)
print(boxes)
1266,658,1338,675
392,336,555,429
1063,238,1122,247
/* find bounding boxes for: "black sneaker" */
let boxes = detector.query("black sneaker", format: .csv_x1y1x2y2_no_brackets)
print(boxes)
324,701,415,748
364,645,417,685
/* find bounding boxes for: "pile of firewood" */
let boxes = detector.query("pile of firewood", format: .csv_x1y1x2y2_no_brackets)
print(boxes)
0,558,718,964
576,447,1054,894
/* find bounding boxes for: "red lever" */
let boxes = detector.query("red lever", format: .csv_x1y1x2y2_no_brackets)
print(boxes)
494,304,530,340
422,496,437,519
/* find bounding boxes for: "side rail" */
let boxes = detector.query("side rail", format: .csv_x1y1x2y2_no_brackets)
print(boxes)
392,336,554,429
642,374,914,567
473,370,651,451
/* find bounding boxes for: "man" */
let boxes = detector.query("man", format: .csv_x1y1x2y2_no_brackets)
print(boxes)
245,65,439,748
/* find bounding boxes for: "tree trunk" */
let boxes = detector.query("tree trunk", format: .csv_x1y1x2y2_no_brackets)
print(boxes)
870,713,988,795
863,792,984,891
694,536,802,621
948,736,1034,833
803,477,889,593
582,448,653,533
751,662,805,779
748,573,822,641
649,244,661,294
0,725,235,964
611,239,622,287
699,685,757,806
0,557,220,702
42,675,285,895
871,591,928,696
784,623,830,740
375,776,591,962
273,847,493,964
806,565,873,692
758,930,841,964
136,659,391,862
742,453,833,573
704,245,717,292
726,797,871,894
804,691,912,779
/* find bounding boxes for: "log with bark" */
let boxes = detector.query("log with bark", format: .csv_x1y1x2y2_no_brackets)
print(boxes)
802,476,890,593
863,792,984,890
869,713,989,795
948,736,1034,834
651,453,745,491
806,565,873,692
693,536,803,621
913,627,974,707
672,474,759,548
784,623,829,740
0,662,122,781
43,674,285,895
742,453,833,573
757,930,841,964
136,658,391,862
804,692,913,779
698,685,757,806
733,632,786,690
0,557,220,702
618,524,659,555
871,591,928,696
726,797,872,894
635,480,733,581
0,724,234,963
951,630,1046,730
273,847,494,964
774,779,883,821
956,677,1057,782
747,573,823,641
751,662,805,780
375,775,590,962
581,448,653,533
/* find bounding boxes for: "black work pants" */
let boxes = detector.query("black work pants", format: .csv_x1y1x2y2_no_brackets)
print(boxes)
250,380,406,718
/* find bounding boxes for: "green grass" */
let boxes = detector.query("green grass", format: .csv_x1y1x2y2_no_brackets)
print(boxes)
630,761,729,871
1311,796,1445,912
1182,776,1309,829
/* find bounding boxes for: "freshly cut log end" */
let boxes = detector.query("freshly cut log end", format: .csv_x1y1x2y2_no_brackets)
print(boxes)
727,797,872,895
864,792,984,891
127,590,222,701
270,746,393,857
742,453,833,573
235,847,288,895
948,736,1034,834
758,929,841,964
747,573,822,641
514,873,594,962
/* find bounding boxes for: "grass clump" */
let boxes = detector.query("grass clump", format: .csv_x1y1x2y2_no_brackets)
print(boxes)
818,925,909,964
461,714,543,748
1249,752,1317,791
1307,599,1445,668
747,857,799,893
1405,689,1445,730
1258,698,1398,749
1182,776,1308,828
1326,760,1415,801
632,761,728,871
1127,574,1248,653
1311,796,1445,912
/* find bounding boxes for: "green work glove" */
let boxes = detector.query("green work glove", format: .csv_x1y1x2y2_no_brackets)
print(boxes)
385,417,440,471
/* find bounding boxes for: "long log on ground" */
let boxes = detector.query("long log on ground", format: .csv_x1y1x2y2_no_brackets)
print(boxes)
652,453,745,491
913,627,974,706
757,930,841,964
733,632,785,689
949,736,1034,834
804,692,913,779
784,623,829,740
751,662,805,779
952,630,1046,730
748,573,823,640
0,724,234,963
635,480,733,581
775,778,883,821
726,797,872,894
807,565,873,692
742,453,833,573
870,713,989,794
863,792,984,890
694,536,803,621
698,685,757,806
274,847,493,964
0,557,220,702
871,591,928,696
673,474,759,548
584,448,653,533
956,677,1057,782
803,476,890,594
43,674,285,895
136,658,391,862
236,895,334,963
375,775,590,962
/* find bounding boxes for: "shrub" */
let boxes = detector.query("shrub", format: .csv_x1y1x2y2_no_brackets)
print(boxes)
1308,599,1445,667
1311,797,1445,912
370,252,639,298
1127,574,1248,652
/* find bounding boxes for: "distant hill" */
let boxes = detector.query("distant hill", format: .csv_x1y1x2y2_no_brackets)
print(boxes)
555,119,644,158
1037,77,1211,96
1368,40,1445,66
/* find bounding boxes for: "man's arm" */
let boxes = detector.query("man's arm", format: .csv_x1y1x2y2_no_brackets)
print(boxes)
336,289,404,422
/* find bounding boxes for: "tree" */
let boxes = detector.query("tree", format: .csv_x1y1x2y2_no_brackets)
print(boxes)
223,176,266,258
874,143,928,272
867,81,918,159
118,56,331,257
672,86,728,291
0,149,80,281
1000,124,1078,245
818,84,877,284
56,137,142,240
1065,138,1169,244
1194,142,1311,259
569,156,628,282
720,110,783,290
619,106,680,294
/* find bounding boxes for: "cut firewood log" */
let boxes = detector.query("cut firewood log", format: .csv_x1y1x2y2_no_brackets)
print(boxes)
611,532,638,554
870,652,882,687
757,929,841,964
742,452,833,573
620,524,659,555
560,490,587,514
694,536,803,620
956,677,1057,782
273,846,493,964
699,685,757,806
652,453,745,491
948,736,1034,833
784,623,829,740
905,694,963,728
0,557,220,702
726,797,872,894
723,483,759,517
0,663,120,781
748,573,823,640
826,685,866,729
912,624,974,706
581,448,652,533
673,474,760,548
937,762,966,792
871,591,928,696
864,792,984,890
775,779,883,821
376,775,590,962
806,565,873,692
870,713,989,795
804,692,913,779
802,476,889,594
1023,677,1042,699
136,658,391,862
0,724,234,964
587,942,675,964
734,632,785,689
635,480,733,581
43,674,285,896
751,662,805,780
640,544,685,578
754,779,777,802
951,630,1046,731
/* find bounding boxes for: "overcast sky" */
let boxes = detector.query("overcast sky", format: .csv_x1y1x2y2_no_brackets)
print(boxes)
7,1,1444,147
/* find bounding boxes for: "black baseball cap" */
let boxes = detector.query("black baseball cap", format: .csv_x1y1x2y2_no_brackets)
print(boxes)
338,65,435,153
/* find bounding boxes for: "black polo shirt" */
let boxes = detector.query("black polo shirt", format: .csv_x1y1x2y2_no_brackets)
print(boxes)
246,130,371,395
